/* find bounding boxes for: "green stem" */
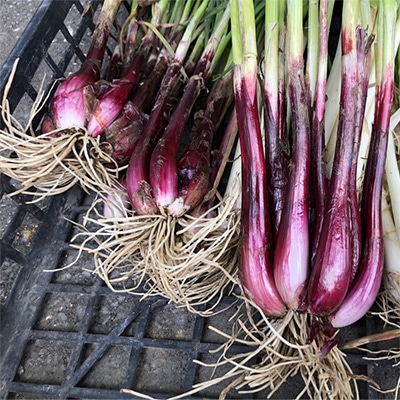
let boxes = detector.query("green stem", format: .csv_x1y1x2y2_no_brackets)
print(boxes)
306,0,320,104
264,0,279,123
231,0,242,66
287,0,304,62
174,0,210,64
238,0,258,98
209,32,232,76
376,0,397,132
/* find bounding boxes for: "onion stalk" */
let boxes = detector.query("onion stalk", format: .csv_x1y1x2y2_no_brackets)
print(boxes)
381,190,400,302
178,68,234,214
273,0,311,311
309,0,329,264
103,2,202,166
381,111,400,307
263,0,289,239
385,111,400,244
347,28,374,283
231,0,286,317
86,0,169,138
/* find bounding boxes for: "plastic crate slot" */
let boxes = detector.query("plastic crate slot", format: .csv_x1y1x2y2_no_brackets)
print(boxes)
34,292,90,332
89,294,137,335
0,194,19,240
10,212,39,254
133,347,190,395
51,250,98,286
0,258,22,305
14,338,74,385
77,344,133,390
144,302,197,342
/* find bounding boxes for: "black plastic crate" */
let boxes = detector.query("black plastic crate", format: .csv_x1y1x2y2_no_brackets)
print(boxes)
0,1,399,399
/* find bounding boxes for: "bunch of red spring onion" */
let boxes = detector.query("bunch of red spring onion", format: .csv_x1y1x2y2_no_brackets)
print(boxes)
0,0,125,198
1,0,241,314
234,0,398,333
0,0,233,204
46,0,243,315
183,0,400,398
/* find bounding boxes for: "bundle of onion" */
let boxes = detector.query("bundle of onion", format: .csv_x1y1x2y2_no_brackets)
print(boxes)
323,0,400,339
64,2,243,315
0,0,124,200
0,0,200,201
186,0,400,398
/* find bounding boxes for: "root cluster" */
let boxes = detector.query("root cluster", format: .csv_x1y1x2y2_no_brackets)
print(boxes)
0,61,120,201
188,302,368,400
67,187,241,316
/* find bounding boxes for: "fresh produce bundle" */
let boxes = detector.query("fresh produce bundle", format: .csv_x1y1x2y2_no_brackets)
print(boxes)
0,0,232,200
31,0,244,316
1,0,242,313
181,0,400,399
0,0,124,199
